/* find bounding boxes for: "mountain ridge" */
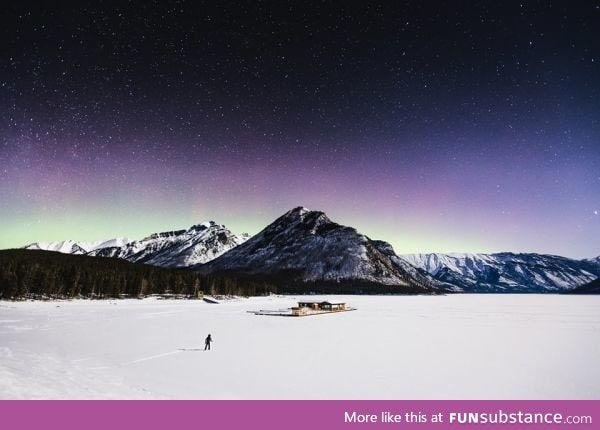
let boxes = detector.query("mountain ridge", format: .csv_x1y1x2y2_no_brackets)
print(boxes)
17,208,599,294
401,252,600,292
24,238,131,254
197,206,442,293
23,222,250,269
87,221,249,268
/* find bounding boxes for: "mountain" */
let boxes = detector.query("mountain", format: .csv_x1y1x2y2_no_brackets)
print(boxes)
583,256,600,266
19,213,598,295
401,253,600,293
24,238,130,254
87,222,249,268
198,207,442,294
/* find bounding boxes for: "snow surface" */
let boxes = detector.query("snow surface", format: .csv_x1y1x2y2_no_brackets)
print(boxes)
1,295,599,399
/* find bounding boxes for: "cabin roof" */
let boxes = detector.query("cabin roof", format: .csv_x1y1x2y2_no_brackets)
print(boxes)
297,300,346,305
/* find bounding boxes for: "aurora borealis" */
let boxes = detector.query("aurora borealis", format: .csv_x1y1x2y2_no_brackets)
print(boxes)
1,2,599,258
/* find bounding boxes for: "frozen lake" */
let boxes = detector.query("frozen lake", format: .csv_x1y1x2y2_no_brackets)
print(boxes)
1,294,599,399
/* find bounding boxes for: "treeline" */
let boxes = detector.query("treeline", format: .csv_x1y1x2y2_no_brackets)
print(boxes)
0,250,274,300
206,270,440,295
0,250,438,300
566,278,600,294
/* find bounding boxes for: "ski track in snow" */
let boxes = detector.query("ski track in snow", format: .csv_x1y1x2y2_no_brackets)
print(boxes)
125,350,182,364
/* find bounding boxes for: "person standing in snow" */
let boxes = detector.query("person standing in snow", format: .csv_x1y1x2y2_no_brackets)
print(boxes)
204,334,213,351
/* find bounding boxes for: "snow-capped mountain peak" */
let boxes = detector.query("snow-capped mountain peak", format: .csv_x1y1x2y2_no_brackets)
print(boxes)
23,222,249,268
287,206,311,215
273,206,337,235
401,252,600,292
188,221,216,232
24,238,130,254
87,222,249,268
583,255,600,265
199,207,440,292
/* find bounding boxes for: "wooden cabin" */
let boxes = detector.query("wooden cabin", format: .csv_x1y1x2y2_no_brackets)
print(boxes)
252,300,351,317
297,301,347,312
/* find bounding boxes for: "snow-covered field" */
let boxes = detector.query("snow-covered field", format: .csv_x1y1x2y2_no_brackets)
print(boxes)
1,295,599,399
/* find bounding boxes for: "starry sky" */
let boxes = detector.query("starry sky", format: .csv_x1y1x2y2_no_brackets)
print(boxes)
1,1,599,258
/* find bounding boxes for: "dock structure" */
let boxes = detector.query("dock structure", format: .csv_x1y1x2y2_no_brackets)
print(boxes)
251,300,353,317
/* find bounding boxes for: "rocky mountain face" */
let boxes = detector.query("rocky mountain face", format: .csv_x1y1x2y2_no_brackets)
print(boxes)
400,253,600,293
198,207,442,293
87,222,249,268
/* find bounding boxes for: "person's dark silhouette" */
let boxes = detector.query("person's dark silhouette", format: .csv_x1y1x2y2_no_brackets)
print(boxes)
204,334,213,351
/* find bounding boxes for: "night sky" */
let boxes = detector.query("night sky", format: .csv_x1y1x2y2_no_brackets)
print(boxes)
1,1,599,258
